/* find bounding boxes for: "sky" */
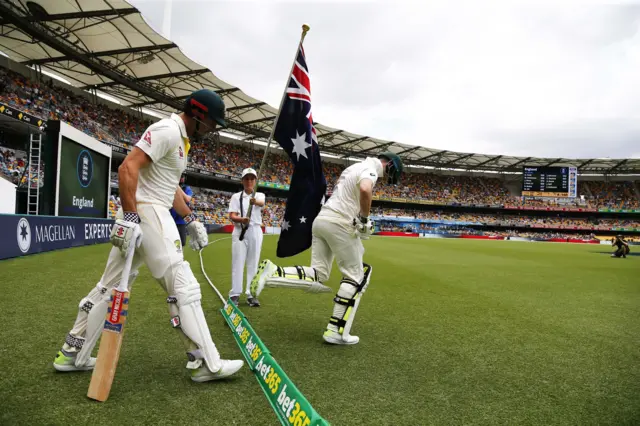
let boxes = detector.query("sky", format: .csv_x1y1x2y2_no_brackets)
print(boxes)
129,0,640,159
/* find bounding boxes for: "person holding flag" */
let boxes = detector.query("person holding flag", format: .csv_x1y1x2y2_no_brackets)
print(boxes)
246,26,405,345
228,167,265,307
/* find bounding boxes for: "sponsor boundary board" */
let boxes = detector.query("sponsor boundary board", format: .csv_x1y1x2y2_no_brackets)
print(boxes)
0,214,114,260
221,301,329,426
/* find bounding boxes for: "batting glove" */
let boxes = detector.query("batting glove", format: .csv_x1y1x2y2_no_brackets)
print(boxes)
184,213,208,251
353,215,374,240
110,212,143,256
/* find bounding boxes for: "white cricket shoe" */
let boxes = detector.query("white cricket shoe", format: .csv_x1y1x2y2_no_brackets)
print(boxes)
322,330,360,345
53,350,96,372
191,359,244,383
250,259,278,297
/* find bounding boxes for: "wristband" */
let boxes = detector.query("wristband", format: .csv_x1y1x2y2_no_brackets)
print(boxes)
123,212,140,224
183,213,197,225
358,214,369,224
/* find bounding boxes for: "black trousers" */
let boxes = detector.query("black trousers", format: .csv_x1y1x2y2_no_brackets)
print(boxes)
613,246,630,257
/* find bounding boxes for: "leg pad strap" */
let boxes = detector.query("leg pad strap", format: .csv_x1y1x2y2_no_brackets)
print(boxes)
65,333,84,350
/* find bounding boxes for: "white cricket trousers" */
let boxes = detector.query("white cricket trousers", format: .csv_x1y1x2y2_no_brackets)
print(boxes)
65,204,220,368
230,225,264,297
310,214,365,284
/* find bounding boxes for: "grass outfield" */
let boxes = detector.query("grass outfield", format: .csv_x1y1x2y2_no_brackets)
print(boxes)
1,237,639,425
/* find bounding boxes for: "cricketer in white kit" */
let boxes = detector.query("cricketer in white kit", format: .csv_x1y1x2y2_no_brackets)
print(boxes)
228,167,265,307
53,89,244,382
250,152,404,345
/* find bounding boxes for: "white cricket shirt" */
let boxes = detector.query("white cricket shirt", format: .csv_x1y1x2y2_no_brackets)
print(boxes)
135,113,190,209
320,157,383,221
228,191,266,228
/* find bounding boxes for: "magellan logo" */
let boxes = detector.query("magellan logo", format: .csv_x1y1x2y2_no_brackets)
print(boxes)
77,150,94,188
17,218,31,253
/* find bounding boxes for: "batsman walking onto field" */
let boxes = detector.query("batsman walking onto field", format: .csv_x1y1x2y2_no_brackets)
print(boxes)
53,89,244,382
251,152,404,345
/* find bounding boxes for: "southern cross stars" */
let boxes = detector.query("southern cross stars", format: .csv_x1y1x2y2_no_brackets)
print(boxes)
291,131,311,161
281,217,308,231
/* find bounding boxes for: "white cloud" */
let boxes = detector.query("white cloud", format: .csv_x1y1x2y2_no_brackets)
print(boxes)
130,0,640,158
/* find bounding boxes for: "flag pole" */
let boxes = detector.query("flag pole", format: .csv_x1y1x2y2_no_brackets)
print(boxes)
239,24,311,241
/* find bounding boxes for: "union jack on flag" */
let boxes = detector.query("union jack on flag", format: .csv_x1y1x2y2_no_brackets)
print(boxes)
273,44,327,258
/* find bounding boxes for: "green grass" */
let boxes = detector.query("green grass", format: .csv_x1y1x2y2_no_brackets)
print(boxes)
1,237,639,425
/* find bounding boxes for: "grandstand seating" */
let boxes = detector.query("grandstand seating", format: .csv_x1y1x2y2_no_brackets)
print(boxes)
1,64,639,214
372,207,639,230
108,188,286,227
0,147,43,187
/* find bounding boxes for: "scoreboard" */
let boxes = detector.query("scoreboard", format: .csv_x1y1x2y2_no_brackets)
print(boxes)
522,166,578,198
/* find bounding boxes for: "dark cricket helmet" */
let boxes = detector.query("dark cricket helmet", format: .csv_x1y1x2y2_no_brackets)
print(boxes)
183,89,226,128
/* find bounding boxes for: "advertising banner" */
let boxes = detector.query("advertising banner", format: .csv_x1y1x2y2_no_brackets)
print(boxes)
0,103,46,128
0,214,113,260
221,302,328,426
598,208,640,214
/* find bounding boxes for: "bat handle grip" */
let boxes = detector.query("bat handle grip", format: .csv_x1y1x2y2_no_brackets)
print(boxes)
239,225,247,241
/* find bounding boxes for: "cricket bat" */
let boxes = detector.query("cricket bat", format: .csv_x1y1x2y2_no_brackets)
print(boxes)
87,235,138,402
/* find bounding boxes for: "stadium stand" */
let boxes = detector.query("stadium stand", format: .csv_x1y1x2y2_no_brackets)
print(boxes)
107,187,286,227
0,60,638,240
0,146,43,187
372,208,639,230
2,65,638,211
2,63,639,212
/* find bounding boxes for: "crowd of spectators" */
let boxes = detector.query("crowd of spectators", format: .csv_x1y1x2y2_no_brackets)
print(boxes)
108,187,286,227
585,181,640,209
0,68,151,145
0,147,43,187
2,65,640,211
106,188,640,231
372,207,639,230
377,222,598,240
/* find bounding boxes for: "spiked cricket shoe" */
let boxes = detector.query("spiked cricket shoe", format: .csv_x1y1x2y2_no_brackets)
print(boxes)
322,330,360,345
53,350,96,372
191,359,244,383
250,259,278,297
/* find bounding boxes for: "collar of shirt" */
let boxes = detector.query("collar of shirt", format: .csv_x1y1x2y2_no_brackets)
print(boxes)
170,112,191,156
366,157,384,177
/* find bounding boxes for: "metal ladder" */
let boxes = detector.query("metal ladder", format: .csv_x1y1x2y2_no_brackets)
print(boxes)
27,133,42,215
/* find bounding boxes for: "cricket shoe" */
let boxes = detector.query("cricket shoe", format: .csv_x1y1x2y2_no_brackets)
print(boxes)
247,296,260,307
229,295,240,306
250,259,278,297
191,359,244,383
322,330,360,345
53,350,96,372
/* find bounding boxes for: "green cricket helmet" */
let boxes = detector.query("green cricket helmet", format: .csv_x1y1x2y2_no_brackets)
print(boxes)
378,151,404,185
184,89,227,128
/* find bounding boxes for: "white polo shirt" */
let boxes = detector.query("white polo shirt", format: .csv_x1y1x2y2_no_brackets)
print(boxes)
228,191,266,230
320,157,383,221
134,113,190,209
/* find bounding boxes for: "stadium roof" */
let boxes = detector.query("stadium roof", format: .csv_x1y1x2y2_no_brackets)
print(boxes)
0,0,638,175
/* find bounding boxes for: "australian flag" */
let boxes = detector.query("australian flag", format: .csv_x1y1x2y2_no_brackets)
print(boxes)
273,44,327,258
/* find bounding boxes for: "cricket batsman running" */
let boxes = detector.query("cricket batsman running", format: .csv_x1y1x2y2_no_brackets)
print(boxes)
53,89,244,382
250,152,404,345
